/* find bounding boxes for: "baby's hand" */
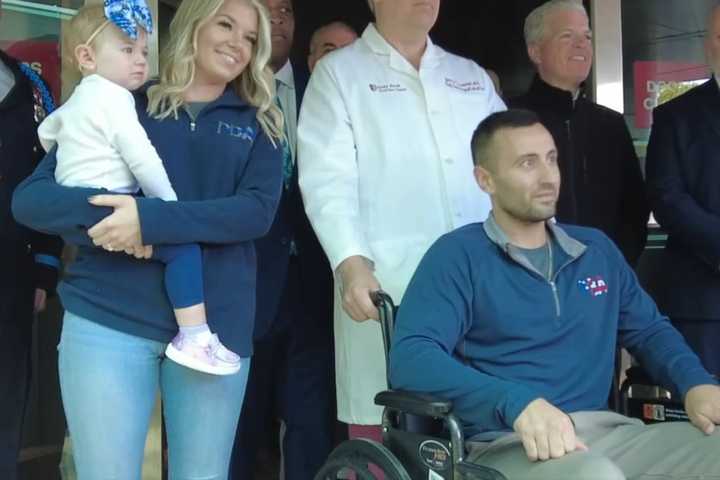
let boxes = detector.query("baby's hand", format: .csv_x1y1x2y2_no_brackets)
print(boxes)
123,245,153,259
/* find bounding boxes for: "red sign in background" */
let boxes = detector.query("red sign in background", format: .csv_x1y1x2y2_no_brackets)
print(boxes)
1,38,61,103
634,61,709,129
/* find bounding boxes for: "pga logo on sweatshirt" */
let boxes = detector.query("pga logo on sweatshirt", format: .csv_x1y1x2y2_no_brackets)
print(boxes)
578,275,609,297
217,122,255,142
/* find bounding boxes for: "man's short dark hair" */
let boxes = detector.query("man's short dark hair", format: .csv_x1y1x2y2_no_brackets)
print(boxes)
471,109,541,167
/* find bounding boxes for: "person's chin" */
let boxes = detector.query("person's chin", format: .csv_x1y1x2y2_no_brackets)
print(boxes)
211,68,241,84
128,80,145,91
526,206,556,223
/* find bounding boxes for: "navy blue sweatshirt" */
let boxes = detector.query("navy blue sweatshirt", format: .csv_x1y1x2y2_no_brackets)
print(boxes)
12,87,283,357
390,217,715,440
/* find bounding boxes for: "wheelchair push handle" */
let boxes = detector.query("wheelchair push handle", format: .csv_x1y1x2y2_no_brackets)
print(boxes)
370,290,396,385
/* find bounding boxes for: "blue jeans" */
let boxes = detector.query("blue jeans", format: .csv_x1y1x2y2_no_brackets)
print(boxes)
58,311,250,480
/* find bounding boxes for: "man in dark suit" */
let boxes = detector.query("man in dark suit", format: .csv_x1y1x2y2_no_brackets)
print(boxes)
0,44,63,479
230,0,335,478
644,4,720,376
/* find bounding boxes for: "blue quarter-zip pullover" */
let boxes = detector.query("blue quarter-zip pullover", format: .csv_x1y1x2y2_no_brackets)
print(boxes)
12,87,283,356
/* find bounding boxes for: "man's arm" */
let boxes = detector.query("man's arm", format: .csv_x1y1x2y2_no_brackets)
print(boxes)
389,236,540,433
297,59,374,272
614,237,716,396
613,232,720,434
298,60,381,320
645,106,720,269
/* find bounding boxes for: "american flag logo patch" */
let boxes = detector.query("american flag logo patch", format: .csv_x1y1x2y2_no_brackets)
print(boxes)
578,276,608,297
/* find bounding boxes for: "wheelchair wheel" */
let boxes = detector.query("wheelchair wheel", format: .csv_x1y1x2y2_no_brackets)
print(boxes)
314,438,412,480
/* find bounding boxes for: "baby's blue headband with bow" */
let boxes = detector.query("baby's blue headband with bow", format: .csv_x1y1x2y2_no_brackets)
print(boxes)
85,0,153,45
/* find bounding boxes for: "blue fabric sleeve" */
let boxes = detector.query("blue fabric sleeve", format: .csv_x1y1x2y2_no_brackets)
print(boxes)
389,236,540,432
613,237,718,397
137,128,283,246
12,148,110,247
34,254,60,269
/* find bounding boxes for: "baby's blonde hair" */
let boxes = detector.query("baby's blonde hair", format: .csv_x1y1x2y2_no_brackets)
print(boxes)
63,5,108,70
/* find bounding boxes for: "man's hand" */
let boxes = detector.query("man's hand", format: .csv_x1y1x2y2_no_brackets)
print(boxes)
336,255,381,322
685,384,720,435
513,398,589,462
124,245,153,260
87,195,142,252
34,289,47,314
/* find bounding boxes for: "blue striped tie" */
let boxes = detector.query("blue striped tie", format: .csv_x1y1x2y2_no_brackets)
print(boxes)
275,80,293,190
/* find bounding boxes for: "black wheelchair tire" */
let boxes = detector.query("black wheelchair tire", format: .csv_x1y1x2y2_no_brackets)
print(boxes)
313,438,412,480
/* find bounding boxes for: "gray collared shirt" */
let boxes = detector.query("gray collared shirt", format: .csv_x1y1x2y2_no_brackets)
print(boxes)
482,213,587,280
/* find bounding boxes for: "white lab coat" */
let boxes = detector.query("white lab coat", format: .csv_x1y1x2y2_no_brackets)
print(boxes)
297,24,506,425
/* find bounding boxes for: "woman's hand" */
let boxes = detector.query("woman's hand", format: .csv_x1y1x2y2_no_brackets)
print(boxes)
87,195,143,251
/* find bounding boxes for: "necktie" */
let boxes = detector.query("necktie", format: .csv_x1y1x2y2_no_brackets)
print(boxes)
275,80,293,190
275,79,298,255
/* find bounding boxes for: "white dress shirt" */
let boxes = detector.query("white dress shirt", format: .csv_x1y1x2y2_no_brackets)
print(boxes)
39,74,176,200
298,23,506,424
275,60,298,161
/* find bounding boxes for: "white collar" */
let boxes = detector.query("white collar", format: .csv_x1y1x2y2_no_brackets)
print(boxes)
275,60,295,89
361,23,441,69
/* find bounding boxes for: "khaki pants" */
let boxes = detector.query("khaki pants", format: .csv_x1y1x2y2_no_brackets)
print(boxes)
467,411,720,479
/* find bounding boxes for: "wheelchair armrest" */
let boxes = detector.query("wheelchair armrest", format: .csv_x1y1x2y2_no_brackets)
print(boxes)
374,389,453,418
624,366,655,386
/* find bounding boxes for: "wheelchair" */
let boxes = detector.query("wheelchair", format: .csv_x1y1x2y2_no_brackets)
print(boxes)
313,292,692,480
314,292,508,480
620,365,689,423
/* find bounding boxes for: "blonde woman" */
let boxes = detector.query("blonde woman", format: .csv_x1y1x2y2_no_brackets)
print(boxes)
12,0,283,477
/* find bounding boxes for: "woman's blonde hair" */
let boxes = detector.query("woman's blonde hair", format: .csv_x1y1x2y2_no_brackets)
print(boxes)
147,0,283,142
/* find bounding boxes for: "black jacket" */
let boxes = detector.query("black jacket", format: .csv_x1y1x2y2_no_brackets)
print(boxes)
253,64,332,340
510,76,648,265
644,79,720,320
0,50,62,295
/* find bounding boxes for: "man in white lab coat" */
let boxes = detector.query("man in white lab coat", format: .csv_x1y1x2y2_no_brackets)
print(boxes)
297,0,506,440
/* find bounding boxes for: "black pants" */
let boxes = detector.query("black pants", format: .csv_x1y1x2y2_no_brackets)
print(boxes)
0,287,34,480
671,318,720,376
230,257,334,480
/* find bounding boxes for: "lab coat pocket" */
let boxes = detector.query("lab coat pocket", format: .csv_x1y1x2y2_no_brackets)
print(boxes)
369,234,428,299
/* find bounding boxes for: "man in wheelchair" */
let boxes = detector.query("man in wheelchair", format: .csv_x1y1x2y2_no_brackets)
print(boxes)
389,110,720,479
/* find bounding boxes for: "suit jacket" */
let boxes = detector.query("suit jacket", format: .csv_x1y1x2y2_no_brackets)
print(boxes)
644,79,720,320
0,51,62,304
253,62,332,340
510,76,649,265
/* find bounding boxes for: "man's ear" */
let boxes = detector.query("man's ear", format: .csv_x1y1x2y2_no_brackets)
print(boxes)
474,164,495,196
74,44,96,72
527,42,542,67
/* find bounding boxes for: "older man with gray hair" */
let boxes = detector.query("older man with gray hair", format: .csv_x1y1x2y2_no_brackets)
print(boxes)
510,0,649,266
